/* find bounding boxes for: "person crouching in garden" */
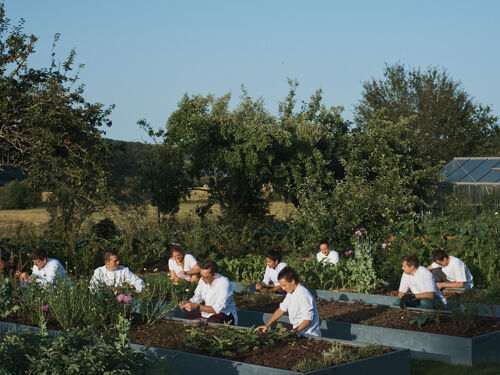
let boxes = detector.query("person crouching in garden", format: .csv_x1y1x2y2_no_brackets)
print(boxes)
255,247,287,293
17,248,70,287
178,260,238,325
90,250,145,293
426,249,473,290
394,254,447,309
256,266,321,337
316,238,339,266
168,243,200,284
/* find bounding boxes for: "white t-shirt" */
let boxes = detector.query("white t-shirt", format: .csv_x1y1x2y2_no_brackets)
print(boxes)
431,256,473,288
90,265,145,292
399,266,446,305
316,250,339,266
262,262,287,286
189,274,238,325
31,258,70,287
168,254,198,281
279,283,321,337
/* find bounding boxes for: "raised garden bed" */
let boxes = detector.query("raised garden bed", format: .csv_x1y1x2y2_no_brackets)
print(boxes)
231,282,500,318
0,319,410,375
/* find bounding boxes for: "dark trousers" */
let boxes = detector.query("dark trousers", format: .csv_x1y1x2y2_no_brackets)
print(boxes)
431,267,450,283
182,311,235,325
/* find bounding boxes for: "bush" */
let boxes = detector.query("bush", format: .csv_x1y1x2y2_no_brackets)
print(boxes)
92,218,119,239
0,180,42,209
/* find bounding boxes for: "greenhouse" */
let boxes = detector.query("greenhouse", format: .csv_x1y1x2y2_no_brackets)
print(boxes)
433,157,500,216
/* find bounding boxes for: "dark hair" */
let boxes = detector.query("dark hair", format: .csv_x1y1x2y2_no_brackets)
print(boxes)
103,250,119,263
319,238,329,246
278,266,299,283
200,260,218,275
30,248,47,261
433,250,449,262
266,247,282,262
401,254,419,268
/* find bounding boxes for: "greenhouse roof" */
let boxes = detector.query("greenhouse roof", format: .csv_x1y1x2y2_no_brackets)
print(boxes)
441,157,500,185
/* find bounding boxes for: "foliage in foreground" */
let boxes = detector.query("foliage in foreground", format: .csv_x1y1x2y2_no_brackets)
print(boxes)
0,315,152,375
410,359,500,375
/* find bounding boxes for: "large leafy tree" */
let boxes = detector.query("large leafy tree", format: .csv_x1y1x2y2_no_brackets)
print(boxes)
354,63,499,164
165,90,280,220
0,5,113,233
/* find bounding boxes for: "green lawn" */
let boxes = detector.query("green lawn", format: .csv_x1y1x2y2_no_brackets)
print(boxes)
410,359,500,374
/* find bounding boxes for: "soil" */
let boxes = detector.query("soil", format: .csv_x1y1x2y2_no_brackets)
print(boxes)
234,292,500,338
128,318,391,371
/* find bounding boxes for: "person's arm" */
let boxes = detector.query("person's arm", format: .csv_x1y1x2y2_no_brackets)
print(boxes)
184,263,201,276
123,268,145,292
426,265,434,270
35,261,58,286
414,291,435,299
269,284,283,293
291,319,311,334
180,281,203,309
437,281,464,289
397,291,406,299
169,270,179,283
331,251,339,266
255,308,286,332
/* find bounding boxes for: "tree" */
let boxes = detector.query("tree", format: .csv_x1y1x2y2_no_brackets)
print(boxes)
354,63,499,164
165,90,279,220
0,5,113,234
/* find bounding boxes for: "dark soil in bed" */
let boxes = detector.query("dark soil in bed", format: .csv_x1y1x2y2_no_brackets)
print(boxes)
128,318,391,371
234,292,500,337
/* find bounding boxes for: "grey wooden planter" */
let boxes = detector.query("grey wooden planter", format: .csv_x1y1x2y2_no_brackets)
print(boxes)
0,320,409,375
236,309,500,366
231,282,500,318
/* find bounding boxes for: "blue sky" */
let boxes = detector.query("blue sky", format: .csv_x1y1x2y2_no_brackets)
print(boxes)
5,0,500,142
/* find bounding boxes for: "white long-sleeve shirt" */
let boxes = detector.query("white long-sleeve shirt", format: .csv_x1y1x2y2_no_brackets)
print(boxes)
189,274,238,324
316,250,339,266
262,262,287,286
90,265,145,292
279,283,321,337
31,258,70,287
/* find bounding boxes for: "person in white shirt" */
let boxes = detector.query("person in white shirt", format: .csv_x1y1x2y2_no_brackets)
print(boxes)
256,266,321,337
179,260,237,325
255,247,287,293
168,243,200,284
316,239,339,266
426,250,473,289
90,250,145,293
395,254,446,309
18,248,70,287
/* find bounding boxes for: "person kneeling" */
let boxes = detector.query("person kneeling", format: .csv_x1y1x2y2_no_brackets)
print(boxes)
179,260,238,325
255,247,287,293
426,250,473,290
395,254,446,309
256,266,321,337
17,248,70,288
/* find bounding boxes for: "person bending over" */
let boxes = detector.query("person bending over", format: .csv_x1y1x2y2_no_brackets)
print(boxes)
255,247,287,293
316,239,339,266
18,248,70,287
168,243,200,284
179,260,238,325
395,254,446,309
90,250,145,293
256,266,321,337
426,250,473,290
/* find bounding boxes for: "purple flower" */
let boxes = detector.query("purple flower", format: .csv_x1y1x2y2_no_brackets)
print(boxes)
355,230,362,236
117,294,131,304
345,250,353,256
41,305,49,313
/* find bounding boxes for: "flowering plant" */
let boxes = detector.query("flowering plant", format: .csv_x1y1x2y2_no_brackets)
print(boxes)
41,305,49,313
117,294,131,304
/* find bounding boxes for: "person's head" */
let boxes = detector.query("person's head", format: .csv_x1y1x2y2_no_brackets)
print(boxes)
401,254,419,275
104,250,120,271
319,239,330,256
265,247,282,269
170,243,185,264
30,248,48,269
433,249,450,267
200,260,218,285
278,266,299,293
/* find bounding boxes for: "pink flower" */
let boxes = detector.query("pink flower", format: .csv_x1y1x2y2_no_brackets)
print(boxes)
387,242,392,247
381,243,387,249
41,305,49,313
355,230,362,236
345,250,353,256
117,294,131,304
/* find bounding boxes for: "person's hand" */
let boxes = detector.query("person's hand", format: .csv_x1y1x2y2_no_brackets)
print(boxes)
178,300,189,309
184,302,199,312
255,283,262,292
255,325,268,332
399,294,415,309
178,270,185,276
437,282,444,290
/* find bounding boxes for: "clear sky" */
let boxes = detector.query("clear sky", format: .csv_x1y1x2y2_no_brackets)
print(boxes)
5,0,500,142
